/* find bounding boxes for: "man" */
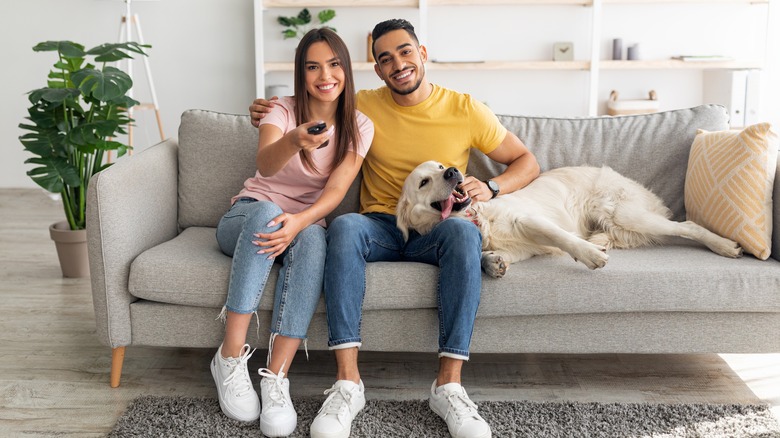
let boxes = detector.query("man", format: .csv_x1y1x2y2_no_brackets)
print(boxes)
251,19,540,438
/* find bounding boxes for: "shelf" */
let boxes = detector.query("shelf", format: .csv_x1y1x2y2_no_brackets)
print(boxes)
263,0,417,7
264,0,767,5
257,0,770,116
599,60,764,69
265,60,762,72
429,0,767,4
266,61,589,71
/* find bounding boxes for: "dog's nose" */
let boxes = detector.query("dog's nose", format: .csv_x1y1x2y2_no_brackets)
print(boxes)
444,167,462,182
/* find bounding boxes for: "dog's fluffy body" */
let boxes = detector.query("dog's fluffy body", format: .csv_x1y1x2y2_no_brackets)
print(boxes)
396,161,743,277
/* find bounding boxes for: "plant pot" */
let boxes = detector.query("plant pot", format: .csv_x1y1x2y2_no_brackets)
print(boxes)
49,221,90,278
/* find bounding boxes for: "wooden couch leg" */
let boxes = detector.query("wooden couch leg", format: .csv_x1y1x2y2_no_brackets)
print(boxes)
110,346,126,388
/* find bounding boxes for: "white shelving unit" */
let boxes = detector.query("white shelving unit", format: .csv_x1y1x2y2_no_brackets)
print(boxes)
254,0,771,116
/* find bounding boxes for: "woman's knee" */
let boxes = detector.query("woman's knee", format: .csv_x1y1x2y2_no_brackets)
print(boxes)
296,225,327,252
243,201,284,230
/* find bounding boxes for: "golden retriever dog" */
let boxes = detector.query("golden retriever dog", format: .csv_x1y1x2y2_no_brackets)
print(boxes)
396,161,743,278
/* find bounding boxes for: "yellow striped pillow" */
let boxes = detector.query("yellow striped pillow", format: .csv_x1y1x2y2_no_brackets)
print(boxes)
684,123,778,260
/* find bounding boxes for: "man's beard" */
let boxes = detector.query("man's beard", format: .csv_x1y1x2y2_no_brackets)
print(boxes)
387,65,425,96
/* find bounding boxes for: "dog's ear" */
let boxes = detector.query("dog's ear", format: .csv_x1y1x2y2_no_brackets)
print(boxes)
395,197,412,242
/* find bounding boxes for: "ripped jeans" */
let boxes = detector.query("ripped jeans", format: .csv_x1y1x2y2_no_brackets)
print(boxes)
215,198,325,340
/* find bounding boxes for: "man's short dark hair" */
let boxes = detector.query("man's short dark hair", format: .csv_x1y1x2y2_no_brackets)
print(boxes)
371,19,420,58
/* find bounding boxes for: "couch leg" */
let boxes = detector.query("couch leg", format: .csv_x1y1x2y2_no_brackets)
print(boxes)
110,346,126,388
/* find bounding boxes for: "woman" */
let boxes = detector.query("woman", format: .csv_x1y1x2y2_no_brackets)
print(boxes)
211,28,373,437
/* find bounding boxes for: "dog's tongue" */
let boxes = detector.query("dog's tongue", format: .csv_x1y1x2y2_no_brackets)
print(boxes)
440,194,456,220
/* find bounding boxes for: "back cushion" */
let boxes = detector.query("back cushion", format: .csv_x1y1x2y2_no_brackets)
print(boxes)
177,109,362,229
468,104,730,221
178,110,258,229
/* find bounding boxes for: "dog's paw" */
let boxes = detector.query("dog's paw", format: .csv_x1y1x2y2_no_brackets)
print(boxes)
481,252,508,278
713,238,743,258
573,243,609,270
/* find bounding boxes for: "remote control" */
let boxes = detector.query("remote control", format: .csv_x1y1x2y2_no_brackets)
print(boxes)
307,122,327,135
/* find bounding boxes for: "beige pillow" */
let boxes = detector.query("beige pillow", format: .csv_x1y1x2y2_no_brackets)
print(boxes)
684,123,778,260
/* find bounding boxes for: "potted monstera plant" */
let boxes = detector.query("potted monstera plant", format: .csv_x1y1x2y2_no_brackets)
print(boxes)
19,40,149,277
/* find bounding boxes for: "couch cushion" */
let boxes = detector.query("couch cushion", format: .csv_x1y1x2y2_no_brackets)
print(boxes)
129,228,780,317
469,105,730,222
685,123,778,260
178,110,258,230
177,109,362,229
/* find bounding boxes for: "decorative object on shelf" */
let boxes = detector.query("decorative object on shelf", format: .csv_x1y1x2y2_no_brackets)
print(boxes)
367,32,375,63
612,38,623,60
18,40,149,277
553,42,574,61
627,43,640,60
606,90,659,116
277,8,336,40
265,84,290,99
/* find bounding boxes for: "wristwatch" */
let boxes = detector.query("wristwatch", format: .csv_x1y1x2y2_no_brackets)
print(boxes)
484,179,500,199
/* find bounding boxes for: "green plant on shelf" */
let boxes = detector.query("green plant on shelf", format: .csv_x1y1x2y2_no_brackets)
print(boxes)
278,8,336,40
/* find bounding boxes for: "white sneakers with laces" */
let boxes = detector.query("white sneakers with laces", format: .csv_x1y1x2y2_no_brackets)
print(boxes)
210,344,261,422
310,380,366,438
258,367,297,437
429,380,492,438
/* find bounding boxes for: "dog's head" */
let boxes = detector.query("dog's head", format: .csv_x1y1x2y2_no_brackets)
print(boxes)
396,160,472,241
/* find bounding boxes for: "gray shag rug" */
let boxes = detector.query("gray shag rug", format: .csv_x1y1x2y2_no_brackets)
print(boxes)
109,395,780,437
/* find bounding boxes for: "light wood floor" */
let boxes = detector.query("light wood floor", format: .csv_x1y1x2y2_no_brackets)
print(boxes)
2,188,779,437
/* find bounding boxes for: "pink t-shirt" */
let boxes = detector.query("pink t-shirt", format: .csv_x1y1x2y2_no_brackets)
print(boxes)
233,96,373,226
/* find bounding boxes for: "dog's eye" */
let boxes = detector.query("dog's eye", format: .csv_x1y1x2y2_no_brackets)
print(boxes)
419,178,429,189
438,165,445,170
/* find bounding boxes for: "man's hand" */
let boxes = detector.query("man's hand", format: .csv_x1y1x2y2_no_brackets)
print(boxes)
250,96,279,127
460,175,492,203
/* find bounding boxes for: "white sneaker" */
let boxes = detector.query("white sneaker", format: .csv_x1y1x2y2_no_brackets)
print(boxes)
210,344,261,422
258,367,297,437
429,380,492,438
310,380,366,438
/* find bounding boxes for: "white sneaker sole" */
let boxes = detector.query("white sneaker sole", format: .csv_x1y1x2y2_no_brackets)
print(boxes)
260,414,297,437
210,357,261,422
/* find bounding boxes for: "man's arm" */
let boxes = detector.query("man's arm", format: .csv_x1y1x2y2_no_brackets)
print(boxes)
461,131,540,202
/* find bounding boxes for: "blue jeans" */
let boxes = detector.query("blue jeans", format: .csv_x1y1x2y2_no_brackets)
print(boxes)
216,198,325,339
324,213,483,360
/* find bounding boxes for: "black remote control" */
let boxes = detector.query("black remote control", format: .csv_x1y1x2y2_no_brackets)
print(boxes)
307,122,327,135
307,122,329,148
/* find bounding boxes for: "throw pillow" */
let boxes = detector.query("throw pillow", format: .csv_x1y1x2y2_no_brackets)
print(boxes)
684,122,778,260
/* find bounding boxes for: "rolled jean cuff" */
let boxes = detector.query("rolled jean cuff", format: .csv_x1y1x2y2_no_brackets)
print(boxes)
438,350,469,361
329,341,362,350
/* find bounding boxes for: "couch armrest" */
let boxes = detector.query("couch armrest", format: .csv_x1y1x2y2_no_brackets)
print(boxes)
87,139,179,348
773,156,780,262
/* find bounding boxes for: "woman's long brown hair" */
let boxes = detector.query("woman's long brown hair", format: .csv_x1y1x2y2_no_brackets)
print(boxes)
294,28,359,174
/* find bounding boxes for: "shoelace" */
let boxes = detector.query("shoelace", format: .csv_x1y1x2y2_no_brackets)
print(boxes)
222,345,255,398
318,385,354,418
446,389,479,423
258,366,288,407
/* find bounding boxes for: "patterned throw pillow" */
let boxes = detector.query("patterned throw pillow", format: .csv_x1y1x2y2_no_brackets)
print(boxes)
684,123,778,260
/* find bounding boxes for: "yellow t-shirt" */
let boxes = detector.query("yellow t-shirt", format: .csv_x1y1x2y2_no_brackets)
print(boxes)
356,84,507,215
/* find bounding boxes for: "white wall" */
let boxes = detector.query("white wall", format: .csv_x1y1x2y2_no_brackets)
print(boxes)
3,1,779,188
2,0,255,188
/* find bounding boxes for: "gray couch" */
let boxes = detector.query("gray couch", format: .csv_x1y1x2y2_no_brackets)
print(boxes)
87,105,780,388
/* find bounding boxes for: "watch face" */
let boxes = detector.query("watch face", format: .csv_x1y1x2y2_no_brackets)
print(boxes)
487,180,499,196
